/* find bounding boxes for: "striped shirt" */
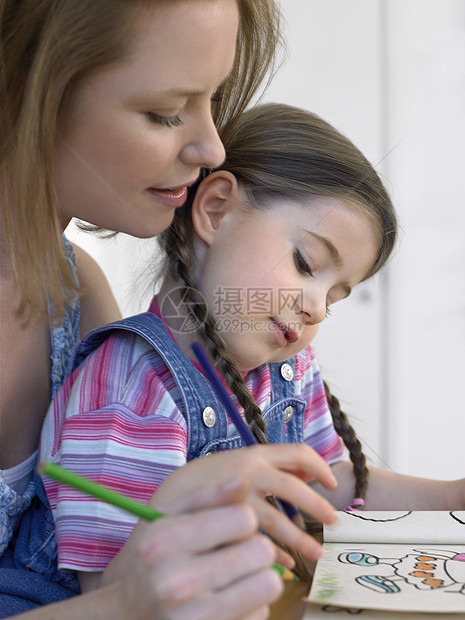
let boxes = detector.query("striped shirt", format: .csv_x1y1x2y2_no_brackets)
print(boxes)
39,314,343,572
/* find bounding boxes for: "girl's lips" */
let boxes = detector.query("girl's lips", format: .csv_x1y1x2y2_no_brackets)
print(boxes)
271,319,287,347
271,319,299,347
147,185,188,208
285,328,299,344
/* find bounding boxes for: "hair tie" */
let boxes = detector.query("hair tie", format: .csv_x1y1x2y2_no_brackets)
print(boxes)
345,497,365,511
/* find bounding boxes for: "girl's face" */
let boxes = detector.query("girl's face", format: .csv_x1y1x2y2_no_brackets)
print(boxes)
53,0,238,235
197,195,379,372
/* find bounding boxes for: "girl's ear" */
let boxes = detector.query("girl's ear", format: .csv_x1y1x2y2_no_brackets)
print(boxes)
191,170,239,246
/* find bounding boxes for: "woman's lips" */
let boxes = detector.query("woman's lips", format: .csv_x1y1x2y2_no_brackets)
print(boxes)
147,185,189,208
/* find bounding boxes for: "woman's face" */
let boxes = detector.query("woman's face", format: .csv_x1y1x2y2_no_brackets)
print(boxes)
53,0,238,236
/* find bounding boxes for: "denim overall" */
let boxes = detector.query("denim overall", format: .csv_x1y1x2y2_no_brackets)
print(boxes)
0,312,305,616
0,239,81,617
72,312,306,457
0,474,81,617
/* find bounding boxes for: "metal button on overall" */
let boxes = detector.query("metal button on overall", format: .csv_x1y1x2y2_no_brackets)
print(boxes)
283,406,294,423
202,406,216,428
280,363,294,382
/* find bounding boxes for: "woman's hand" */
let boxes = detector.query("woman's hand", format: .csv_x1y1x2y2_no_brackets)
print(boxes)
150,443,338,561
101,475,283,620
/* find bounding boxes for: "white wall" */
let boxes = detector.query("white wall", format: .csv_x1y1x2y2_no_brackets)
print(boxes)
67,0,465,480
383,1,465,478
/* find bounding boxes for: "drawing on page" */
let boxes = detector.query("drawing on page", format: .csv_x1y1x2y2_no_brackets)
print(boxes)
339,549,465,594
337,511,465,596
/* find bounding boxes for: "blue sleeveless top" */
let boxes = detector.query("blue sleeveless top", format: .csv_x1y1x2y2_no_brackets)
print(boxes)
0,237,80,554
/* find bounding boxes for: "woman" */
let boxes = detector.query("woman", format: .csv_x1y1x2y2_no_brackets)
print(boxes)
1,1,322,617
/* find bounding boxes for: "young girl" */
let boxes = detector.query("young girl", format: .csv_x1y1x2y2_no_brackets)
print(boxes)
1,1,325,617
39,102,464,587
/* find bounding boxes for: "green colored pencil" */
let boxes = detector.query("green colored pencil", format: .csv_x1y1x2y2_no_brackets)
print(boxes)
40,461,299,582
41,461,163,521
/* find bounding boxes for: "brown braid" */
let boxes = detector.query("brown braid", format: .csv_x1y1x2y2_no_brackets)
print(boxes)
303,382,369,537
164,210,268,444
323,381,369,501
161,210,312,583
303,381,370,536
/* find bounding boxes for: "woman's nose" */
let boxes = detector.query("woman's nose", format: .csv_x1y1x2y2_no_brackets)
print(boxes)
180,113,226,170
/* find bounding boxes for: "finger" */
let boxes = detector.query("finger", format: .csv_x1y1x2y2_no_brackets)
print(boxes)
157,533,278,606
251,443,338,490
141,503,258,562
154,474,253,515
211,566,282,620
169,564,282,620
253,500,324,561
246,465,337,526
273,544,295,569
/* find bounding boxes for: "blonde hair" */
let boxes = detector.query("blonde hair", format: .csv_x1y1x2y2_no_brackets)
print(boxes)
0,0,282,321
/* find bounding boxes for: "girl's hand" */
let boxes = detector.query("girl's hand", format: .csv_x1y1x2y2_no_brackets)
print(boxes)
101,475,283,620
150,443,338,561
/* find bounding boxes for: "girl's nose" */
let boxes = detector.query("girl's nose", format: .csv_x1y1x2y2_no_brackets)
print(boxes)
301,292,327,325
181,113,226,170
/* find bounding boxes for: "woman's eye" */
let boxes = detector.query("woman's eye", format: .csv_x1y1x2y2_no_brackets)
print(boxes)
209,91,224,117
293,249,313,276
325,305,332,317
210,90,223,104
147,112,183,128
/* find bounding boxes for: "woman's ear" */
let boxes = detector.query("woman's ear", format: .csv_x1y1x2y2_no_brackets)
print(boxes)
191,170,239,246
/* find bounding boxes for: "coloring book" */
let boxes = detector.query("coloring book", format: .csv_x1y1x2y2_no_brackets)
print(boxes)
307,511,465,615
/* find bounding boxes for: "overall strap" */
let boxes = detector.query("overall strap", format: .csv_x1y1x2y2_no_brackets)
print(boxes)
268,357,297,401
70,313,229,459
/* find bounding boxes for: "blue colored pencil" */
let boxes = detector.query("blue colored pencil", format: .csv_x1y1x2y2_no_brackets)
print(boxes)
191,341,300,521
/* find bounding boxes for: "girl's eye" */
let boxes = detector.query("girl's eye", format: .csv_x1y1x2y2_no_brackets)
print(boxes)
293,249,313,276
147,112,183,128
